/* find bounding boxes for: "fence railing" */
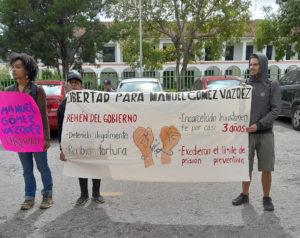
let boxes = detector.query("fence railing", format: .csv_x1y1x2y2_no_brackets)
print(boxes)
0,72,287,92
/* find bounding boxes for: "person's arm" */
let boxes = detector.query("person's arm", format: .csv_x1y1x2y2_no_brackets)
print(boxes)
257,81,281,130
36,86,50,150
57,99,67,161
57,99,66,148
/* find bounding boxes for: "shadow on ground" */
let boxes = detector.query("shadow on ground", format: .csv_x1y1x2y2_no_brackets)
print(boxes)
0,203,291,238
0,209,44,237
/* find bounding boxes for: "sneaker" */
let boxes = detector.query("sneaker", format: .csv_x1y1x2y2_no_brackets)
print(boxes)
92,194,105,204
20,199,35,210
40,194,54,209
76,195,89,206
232,193,249,206
263,197,274,211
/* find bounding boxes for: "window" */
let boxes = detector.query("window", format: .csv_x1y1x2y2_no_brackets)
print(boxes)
143,71,156,78
244,69,250,78
266,45,272,60
225,69,233,75
286,45,292,60
101,72,117,81
225,46,234,61
205,47,212,61
123,71,136,79
118,81,161,92
163,71,175,89
205,70,214,76
246,45,253,60
103,47,115,62
207,79,242,89
184,71,194,89
39,84,62,96
82,72,96,79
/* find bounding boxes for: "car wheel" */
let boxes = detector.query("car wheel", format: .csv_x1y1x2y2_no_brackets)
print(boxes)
292,105,300,130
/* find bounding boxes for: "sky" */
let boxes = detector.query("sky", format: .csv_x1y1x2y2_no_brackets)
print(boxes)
99,0,280,21
250,0,279,19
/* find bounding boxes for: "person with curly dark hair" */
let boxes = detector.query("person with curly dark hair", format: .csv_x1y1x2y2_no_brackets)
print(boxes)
6,53,53,210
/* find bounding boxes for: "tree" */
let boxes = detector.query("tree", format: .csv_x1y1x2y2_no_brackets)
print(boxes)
119,24,176,73
255,0,300,60
121,38,165,72
107,0,250,90
0,0,118,77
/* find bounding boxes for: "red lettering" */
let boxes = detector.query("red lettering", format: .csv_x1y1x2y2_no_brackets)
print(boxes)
66,114,73,122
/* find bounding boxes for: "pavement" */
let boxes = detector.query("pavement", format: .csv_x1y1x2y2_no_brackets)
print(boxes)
0,118,299,238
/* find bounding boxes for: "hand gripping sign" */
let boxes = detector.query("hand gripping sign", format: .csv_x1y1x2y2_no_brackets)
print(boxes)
0,92,44,152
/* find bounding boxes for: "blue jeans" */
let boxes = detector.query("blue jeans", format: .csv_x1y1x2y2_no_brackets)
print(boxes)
18,151,53,200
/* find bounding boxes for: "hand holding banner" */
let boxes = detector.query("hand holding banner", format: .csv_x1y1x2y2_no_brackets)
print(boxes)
0,92,44,152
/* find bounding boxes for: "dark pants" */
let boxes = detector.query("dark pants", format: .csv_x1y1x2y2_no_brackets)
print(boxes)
79,178,101,197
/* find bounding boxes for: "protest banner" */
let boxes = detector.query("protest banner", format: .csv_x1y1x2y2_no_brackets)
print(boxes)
0,92,44,152
62,86,252,182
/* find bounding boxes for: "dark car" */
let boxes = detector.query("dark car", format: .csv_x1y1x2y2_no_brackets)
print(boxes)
35,81,65,130
191,76,244,90
279,67,300,130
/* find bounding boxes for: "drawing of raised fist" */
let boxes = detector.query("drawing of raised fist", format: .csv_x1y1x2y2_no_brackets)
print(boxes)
160,126,181,164
133,127,154,168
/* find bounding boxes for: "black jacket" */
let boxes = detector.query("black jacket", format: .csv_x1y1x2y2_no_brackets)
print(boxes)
57,98,67,150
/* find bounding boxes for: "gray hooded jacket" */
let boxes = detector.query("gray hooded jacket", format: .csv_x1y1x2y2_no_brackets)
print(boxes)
247,53,281,133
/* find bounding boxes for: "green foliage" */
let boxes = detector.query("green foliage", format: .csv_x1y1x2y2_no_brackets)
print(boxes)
0,65,15,90
162,45,176,62
0,65,10,79
164,88,177,92
255,1,300,61
82,77,98,90
107,0,250,90
41,69,52,80
0,0,118,77
121,37,166,71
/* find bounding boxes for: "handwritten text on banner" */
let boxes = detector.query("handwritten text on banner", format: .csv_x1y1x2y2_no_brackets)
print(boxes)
0,92,44,152
62,87,252,182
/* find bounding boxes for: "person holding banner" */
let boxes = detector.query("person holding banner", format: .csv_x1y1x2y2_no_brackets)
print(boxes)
57,73,105,205
232,53,281,211
7,53,53,210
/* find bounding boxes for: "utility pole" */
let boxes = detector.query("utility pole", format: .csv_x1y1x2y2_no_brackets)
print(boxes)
139,0,143,77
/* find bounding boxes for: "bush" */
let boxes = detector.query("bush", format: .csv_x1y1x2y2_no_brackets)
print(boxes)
164,88,177,92
41,69,53,80
82,78,97,90
0,78,16,91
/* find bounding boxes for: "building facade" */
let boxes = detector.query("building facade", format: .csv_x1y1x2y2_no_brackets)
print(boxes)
38,31,300,90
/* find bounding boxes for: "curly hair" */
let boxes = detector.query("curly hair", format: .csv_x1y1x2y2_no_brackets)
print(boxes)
9,53,39,81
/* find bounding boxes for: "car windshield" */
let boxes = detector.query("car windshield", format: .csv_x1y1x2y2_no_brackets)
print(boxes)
207,79,241,89
39,84,62,95
118,81,161,92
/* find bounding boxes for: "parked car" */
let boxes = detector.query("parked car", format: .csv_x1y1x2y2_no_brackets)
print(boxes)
191,76,244,90
116,78,163,92
35,81,65,130
279,67,300,130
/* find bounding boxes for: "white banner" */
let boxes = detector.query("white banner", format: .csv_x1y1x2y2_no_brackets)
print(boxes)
62,87,252,182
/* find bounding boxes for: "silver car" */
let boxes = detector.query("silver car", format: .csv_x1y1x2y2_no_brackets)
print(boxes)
116,78,163,92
